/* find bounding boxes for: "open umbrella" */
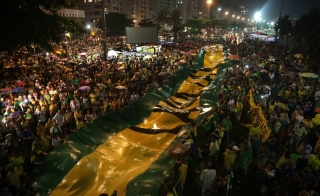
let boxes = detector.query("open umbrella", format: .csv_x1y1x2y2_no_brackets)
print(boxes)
7,111,21,119
228,55,241,60
1,88,12,92
79,80,88,86
117,66,126,70
167,144,191,159
15,82,26,87
97,83,106,88
294,53,303,58
12,87,25,93
299,73,318,79
60,87,76,93
0,90,12,96
277,103,289,111
115,86,127,90
78,86,90,91
179,59,186,63
260,69,268,73
315,108,320,114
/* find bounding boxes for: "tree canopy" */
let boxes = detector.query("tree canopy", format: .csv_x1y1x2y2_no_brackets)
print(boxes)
138,19,156,27
291,8,320,55
0,0,85,52
104,12,134,37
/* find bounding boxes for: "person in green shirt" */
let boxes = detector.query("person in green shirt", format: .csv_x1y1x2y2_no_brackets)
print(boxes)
221,115,232,144
14,99,20,111
237,142,252,185
74,76,81,85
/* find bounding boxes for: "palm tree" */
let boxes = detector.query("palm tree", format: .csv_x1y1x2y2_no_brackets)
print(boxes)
169,9,183,42
155,9,169,38
275,15,292,48
292,8,320,56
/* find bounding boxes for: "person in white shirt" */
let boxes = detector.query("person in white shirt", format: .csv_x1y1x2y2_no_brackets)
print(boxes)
75,98,81,109
53,110,64,127
50,121,64,139
82,96,90,110
34,106,47,124
70,98,76,112
52,134,61,148
200,165,217,196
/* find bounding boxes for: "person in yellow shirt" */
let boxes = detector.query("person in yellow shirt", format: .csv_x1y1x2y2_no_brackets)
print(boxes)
174,159,188,193
45,118,54,136
236,100,243,121
21,118,29,130
74,108,83,120
224,147,236,170
41,131,52,152
36,122,45,136
298,88,306,98
284,89,291,102
39,97,49,112
9,150,24,172
76,119,84,130
89,92,98,103
6,164,21,188
278,88,283,102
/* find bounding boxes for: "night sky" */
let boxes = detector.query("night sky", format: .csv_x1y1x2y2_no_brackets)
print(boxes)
214,0,320,21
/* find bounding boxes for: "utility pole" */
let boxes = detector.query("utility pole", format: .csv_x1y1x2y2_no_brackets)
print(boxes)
101,0,107,60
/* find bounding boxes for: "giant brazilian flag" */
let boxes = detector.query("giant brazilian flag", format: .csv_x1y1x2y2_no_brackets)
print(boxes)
31,45,231,196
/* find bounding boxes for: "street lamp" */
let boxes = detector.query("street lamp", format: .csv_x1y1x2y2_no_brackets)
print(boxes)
225,11,228,19
207,0,212,18
232,14,235,21
254,11,261,32
86,24,91,29
218,7,221,19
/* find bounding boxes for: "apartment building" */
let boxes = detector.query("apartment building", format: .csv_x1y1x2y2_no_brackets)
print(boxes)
57,9,86,24
76,0,201,29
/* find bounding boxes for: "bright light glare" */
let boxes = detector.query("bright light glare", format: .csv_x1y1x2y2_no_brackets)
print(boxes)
86,24,91,29
254,12,261,21
153,123,158,129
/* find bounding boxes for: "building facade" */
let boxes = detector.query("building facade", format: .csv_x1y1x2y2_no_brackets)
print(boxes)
57,9,86,24
76,0,202,29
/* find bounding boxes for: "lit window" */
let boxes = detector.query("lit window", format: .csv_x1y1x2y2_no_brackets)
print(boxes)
88,0,92,2
84,0,86,2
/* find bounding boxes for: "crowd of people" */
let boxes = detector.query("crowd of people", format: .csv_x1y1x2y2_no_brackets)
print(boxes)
0,38,199,195
162,37,320,196
0,33,319,196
